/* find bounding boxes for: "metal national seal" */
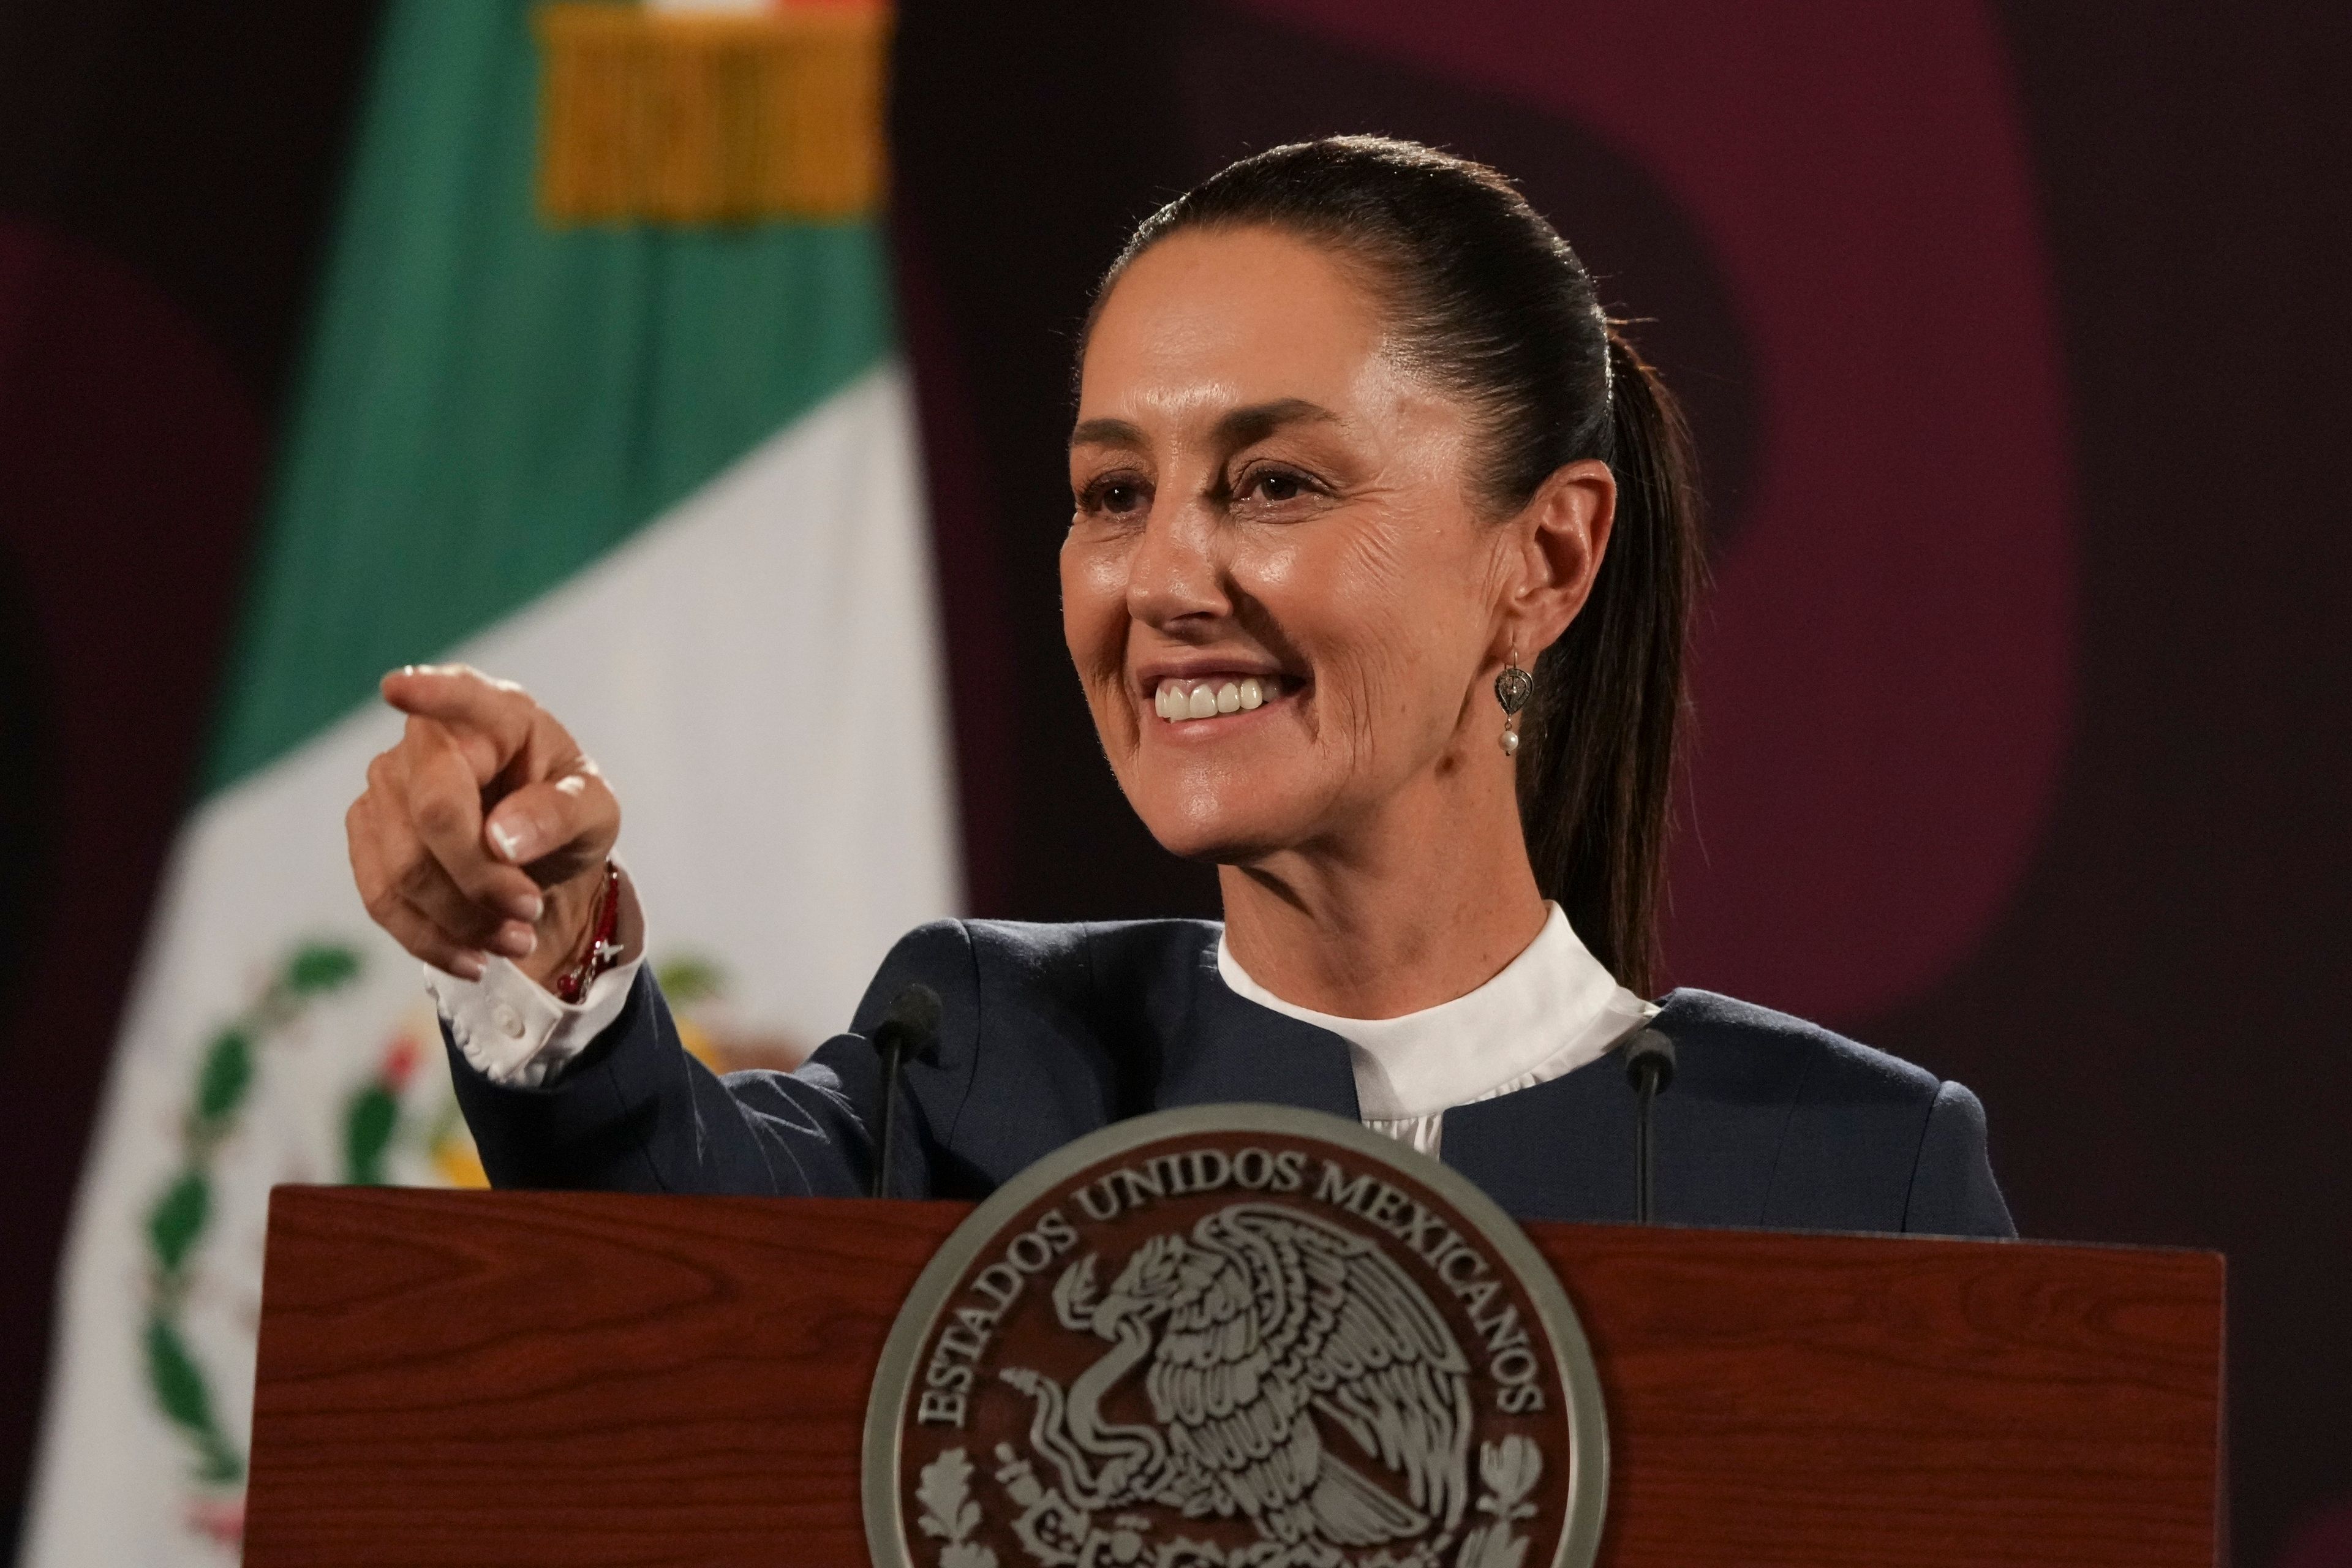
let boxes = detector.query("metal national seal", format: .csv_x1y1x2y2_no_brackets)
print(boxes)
863,1104,1608,1568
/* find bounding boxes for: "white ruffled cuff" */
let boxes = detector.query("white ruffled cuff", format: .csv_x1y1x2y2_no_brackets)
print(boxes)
427,951,643,1088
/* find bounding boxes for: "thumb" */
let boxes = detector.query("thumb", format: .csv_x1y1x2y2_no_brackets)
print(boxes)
484,769,619,879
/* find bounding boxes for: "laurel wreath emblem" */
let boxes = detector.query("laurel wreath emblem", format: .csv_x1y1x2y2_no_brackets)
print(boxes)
918,1447,1000,1568
141,942,362,1498
138,939,779,1546
926,1436,1544,1568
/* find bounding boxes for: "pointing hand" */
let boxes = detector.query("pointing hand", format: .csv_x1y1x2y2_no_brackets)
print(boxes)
346,665,627,986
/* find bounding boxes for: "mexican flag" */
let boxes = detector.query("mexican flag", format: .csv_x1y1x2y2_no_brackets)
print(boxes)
19,1,955,1559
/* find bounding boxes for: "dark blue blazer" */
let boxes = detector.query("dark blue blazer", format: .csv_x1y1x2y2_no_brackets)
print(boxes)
450,918,2015,1237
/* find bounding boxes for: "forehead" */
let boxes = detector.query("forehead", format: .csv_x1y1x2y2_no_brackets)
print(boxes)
1079,227,1394,420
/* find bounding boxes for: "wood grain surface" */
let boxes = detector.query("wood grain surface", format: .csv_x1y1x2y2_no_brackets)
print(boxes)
245,1188,2221,1567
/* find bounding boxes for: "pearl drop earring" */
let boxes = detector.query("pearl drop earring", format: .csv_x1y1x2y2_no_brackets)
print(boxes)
1494,646,1532,756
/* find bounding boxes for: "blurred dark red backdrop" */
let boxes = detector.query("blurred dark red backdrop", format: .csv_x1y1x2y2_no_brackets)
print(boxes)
2,2,2346,1562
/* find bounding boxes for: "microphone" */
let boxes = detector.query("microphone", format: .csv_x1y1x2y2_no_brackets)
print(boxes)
868,983,942,1200
1622,1027,1677,1224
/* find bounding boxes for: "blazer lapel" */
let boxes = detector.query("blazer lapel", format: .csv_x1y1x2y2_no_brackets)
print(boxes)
1156,932,1360,1120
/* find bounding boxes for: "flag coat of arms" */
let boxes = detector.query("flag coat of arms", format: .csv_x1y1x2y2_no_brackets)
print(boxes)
20,1,956,1559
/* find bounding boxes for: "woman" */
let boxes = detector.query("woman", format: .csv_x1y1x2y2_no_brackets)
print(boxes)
347,137,2011,1235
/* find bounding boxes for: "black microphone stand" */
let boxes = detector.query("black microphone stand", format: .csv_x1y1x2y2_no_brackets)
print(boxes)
1623,1028,1678,1224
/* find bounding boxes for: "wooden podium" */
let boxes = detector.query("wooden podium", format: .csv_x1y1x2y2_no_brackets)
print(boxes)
244,1188,2223,1567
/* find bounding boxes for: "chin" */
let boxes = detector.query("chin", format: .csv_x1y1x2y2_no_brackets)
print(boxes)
1128,774,1313,865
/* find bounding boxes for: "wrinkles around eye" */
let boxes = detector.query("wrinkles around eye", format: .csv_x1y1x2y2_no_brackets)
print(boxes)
1227,462,1335,521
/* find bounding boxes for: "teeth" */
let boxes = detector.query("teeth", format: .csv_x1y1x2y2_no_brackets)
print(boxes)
1153,676,1284,723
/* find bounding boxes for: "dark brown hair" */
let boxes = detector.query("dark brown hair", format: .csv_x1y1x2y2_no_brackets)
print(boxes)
1088,135,1702,994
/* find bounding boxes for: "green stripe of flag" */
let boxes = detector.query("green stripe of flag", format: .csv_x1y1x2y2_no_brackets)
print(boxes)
206,0,894,794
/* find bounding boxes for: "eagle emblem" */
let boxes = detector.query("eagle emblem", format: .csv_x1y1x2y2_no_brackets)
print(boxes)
999,1203,1473,1562
869,1109,1603,1568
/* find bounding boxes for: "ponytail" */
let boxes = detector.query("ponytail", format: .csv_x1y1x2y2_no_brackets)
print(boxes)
1515,326,1702,994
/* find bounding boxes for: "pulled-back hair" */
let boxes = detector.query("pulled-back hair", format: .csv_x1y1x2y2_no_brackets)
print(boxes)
1087,136,1702,995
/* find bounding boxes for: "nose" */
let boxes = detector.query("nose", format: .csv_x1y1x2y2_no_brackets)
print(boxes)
1125,500,1227,633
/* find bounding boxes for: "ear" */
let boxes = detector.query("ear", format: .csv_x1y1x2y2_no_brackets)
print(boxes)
1498,459,1616,659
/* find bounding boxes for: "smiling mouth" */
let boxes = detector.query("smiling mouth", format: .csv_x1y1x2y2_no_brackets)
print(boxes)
1150,674,1295,724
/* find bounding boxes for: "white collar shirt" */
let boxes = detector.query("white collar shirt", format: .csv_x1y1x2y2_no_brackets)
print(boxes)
1215,902,1656,1156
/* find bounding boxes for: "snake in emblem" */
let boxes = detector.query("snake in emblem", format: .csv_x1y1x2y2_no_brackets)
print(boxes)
997,1202,1474,1558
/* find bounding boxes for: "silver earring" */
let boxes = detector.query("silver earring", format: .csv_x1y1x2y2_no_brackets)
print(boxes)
1495,647,1532,756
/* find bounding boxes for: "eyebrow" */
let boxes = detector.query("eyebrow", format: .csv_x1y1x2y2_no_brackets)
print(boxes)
1068,398,1341,451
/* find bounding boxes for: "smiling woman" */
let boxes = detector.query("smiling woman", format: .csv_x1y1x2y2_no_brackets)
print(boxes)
1061,149,1687,1017
344,137,2012,1235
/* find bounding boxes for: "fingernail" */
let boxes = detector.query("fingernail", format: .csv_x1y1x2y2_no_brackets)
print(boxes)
453,950,488,981
492,922,538,959
506,890,545,923
488,821,529,863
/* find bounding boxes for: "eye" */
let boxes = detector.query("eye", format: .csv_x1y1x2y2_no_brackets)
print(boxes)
1237,465,1321,506
1077,473,1151,518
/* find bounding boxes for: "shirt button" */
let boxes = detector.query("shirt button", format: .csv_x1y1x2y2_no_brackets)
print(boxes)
492,1003,526,1039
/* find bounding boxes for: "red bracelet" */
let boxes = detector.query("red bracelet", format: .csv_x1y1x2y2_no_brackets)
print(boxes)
552,863,625,1005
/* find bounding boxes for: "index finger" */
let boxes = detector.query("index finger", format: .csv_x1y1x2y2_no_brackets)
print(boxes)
380,665,535,756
